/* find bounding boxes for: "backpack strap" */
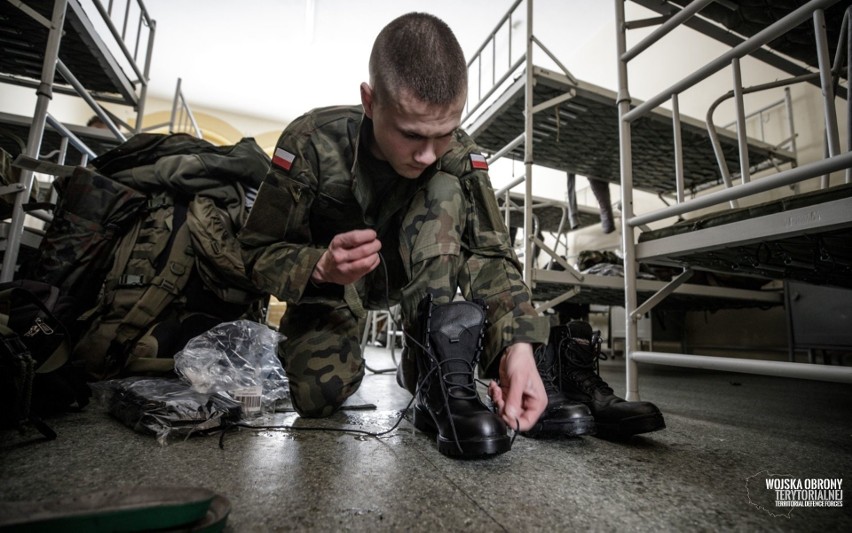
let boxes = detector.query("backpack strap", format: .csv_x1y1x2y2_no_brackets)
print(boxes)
12,154,77,178
103,223,195,373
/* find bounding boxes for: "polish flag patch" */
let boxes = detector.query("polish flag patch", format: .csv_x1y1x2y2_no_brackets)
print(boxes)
470,153,488,170
272,147,296,171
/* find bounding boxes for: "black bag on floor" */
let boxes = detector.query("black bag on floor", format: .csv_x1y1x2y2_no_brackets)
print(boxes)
0,280,91,438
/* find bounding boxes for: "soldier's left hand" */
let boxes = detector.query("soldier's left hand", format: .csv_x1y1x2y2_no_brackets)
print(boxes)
311,228,382,285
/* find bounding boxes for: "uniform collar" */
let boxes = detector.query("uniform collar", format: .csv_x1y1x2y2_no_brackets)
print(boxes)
351,111,437,227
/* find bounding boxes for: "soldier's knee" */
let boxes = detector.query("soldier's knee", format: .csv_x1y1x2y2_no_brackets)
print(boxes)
290,396,340,418
287,368,365,418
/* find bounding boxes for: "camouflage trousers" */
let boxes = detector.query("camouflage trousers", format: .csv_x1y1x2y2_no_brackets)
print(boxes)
279,171,471,417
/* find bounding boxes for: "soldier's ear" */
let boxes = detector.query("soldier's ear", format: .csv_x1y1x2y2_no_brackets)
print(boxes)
360,82,374,119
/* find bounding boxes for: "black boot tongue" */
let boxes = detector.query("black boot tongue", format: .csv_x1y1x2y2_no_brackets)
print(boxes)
431,330,477,392
429,302,484,392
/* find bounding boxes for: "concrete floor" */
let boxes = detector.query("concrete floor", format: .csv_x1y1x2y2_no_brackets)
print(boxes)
1,346,851,532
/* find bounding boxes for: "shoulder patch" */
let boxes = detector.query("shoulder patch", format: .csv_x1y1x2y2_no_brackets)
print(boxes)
272,147,295,171
469,153,488,170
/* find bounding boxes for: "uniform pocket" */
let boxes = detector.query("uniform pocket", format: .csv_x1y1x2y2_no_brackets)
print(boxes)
462,175,510,251
464,253,513,297
245,174,313,243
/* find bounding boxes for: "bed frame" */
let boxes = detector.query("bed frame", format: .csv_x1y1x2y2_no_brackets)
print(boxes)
462,0,795,317
0,0,159,281
615,0,852,391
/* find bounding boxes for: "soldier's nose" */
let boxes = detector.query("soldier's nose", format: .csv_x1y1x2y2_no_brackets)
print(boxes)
414,142,437,166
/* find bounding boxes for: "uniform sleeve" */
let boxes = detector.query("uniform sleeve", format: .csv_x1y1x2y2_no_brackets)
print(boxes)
457,167,550,378
238,128,325,303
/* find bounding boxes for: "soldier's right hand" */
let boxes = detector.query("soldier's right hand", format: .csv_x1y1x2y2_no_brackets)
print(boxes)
310,228,382,286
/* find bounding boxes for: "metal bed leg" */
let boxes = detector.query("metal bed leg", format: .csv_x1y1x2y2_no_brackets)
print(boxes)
1,0,68,283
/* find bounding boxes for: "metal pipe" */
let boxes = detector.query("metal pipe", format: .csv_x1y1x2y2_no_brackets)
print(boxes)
705,95,738,207
55,60,126,141
631,268,693,318
531,35,577,84
508,12,513,70
614,0,641,402
45,114,97,159
494,173,526,196
135,17,156,134
462,55,526,124
121,0,130,40
169,77,181,133
621,0,714,62
628,151,852,226
504,189,511,228
720,92,806,128
466,0,523,66
487,133,525,165
90,0,147,83
671,93,685,203
705,73,814,198
632,351,852,384
491,34,496,87
814,9,840,160
732,57,752,183
784,87,798,169
523,0,534,286
2,0,68,283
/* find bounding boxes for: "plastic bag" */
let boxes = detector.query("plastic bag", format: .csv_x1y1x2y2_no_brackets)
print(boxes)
174,319,288,416
91,376,241,446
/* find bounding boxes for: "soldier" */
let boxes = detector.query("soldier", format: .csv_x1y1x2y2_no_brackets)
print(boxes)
239,12,594,458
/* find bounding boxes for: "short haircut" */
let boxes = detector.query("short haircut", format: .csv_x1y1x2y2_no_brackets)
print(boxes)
369,12,467,107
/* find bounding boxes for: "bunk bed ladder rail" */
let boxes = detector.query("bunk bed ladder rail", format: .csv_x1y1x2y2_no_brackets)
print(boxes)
91,0,156,133
1,0,156,283
463,0,582,286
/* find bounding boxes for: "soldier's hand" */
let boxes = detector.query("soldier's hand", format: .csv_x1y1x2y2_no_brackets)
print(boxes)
487,343,546,432
311,229,382,286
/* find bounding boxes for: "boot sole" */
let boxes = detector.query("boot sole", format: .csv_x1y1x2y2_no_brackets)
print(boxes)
412,406,511,458
522,415,597,439
595,412,666,438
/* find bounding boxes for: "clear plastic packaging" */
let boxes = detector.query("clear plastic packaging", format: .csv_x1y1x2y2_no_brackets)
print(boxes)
173,319,289,416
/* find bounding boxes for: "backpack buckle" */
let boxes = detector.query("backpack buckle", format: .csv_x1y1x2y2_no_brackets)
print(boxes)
118,274,146,287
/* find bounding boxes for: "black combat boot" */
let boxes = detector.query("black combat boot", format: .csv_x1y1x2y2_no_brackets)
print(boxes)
411,295,511,458
554,321,665,437
523,341,596,438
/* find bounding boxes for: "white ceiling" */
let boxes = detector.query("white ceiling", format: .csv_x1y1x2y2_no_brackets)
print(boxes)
141,0,613,124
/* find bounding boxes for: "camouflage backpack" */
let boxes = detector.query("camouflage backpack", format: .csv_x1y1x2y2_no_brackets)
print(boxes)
19,134,270,381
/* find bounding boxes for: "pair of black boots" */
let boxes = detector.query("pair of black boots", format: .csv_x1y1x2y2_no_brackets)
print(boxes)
408,296,664,458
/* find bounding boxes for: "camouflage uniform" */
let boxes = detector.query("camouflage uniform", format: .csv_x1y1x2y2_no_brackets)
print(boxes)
239,105,549,417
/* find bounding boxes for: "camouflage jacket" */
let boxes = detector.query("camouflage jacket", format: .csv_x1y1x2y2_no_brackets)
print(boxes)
238,105,548,367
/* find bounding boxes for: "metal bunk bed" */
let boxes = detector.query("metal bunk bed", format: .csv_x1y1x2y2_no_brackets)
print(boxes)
462,0,792,315
0,0,158,281
615,0,852,394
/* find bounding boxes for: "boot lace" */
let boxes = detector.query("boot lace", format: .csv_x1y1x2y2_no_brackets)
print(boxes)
557,329,613,395
534,346,559,395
